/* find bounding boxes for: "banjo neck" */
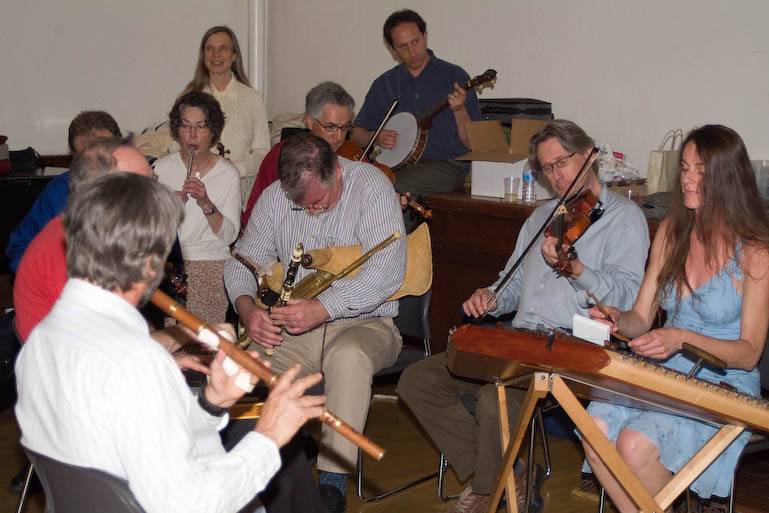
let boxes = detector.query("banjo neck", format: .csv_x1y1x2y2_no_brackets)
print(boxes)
416,68,497,128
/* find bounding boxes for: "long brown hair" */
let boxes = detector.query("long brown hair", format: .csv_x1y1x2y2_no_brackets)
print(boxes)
657,124,769,307
183,26,251,94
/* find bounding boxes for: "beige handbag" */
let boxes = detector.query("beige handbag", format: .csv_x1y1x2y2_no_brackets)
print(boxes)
647,129,683,194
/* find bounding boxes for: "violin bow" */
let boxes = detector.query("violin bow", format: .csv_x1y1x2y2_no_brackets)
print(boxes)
483,148,600,313
362,100,399,160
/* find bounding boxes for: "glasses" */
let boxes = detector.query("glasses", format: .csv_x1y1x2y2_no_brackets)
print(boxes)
312,118,353,134
180,122,209,133
540,152,576,175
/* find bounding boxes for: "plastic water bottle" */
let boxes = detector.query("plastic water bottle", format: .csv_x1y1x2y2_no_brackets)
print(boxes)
522,167,537,204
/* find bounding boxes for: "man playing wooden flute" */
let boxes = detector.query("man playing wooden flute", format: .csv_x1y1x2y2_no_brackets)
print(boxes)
225,133,406,513
15,172,325,513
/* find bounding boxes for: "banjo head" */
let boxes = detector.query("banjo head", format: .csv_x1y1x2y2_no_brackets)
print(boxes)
372,112,419,168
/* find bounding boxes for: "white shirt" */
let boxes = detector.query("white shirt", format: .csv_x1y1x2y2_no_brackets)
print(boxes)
155,153,241,260
15,279,280,513
205,78,271,179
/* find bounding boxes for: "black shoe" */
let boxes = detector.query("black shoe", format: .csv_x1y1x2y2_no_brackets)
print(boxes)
319,483,346,513
9,465,41,495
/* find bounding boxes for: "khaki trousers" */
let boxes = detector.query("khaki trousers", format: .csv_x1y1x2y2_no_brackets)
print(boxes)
252,317,401,474
398,352,525,495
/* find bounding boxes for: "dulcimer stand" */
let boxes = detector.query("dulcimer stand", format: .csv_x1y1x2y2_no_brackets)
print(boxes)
447,325,769,513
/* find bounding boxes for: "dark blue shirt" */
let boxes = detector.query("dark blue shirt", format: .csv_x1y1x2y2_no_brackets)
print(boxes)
6,171,70,272
354,50,482,162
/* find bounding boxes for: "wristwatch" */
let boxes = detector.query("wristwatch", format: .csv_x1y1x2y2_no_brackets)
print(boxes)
197,385,227,417
202,203,217,216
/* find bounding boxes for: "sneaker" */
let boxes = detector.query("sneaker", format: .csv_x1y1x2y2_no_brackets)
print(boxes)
319,483,346,513
444,487,491,513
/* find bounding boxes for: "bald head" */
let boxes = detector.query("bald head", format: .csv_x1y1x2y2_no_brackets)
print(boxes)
113,145,151,177
69,136,152,200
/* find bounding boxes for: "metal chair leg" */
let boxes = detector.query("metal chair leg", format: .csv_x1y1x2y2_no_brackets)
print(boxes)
598,486,606,513
535,408,552,478
14,464,34,513
356,447,439,502
437,453,459,501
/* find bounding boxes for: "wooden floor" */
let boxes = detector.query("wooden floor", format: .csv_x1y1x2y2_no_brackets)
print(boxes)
2,392,768,513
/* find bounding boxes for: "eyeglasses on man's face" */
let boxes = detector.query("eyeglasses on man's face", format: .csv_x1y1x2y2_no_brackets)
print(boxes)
312,118,353,134
540,152,577,175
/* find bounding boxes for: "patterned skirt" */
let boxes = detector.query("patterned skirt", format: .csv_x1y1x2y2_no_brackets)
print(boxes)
184,259,229,324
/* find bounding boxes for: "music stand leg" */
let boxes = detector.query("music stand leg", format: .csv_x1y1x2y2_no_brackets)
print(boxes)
487,373,549,513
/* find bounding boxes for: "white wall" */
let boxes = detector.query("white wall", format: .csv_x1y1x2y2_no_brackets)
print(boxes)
0,0,249,154
267,0,769,173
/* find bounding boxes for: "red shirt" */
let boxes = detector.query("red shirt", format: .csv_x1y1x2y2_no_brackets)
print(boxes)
13,216,68,341
241,141,283,227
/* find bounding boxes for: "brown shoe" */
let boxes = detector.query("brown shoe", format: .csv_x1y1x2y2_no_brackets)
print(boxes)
445,487,490,513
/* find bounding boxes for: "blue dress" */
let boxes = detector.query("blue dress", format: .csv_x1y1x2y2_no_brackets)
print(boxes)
585,250,761,498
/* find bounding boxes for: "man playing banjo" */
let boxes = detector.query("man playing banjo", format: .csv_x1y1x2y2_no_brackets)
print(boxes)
351,9,482,199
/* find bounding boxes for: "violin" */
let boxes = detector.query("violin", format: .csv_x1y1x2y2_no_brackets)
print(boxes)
545,188,604,277
215,142,230,158
336,140,432,220
337,140,396,183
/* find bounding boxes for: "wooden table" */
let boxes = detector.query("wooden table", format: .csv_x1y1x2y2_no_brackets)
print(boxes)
425,191,657,354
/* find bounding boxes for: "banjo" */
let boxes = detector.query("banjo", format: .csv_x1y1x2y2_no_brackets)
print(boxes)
371,69,497,169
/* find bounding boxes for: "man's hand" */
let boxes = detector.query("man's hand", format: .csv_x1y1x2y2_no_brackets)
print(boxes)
256,365,325,448
269,299,330,335
240,300,283,349
376,129,398,150
448,82,468,112
204,350,262,409
173,353,209,374
462,288,496,318
541,236,584,277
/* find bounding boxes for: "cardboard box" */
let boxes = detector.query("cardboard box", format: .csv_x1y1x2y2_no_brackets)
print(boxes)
457,120,553,200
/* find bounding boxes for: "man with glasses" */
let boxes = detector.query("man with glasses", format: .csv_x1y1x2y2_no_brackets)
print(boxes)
242,81,355,227
226,133,406,513
351,9,482,199
397,119,650,513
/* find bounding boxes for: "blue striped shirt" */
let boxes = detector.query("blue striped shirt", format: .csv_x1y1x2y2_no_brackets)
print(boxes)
225,158,406,321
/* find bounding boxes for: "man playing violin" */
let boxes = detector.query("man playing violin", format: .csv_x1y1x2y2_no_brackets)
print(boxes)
225,133,406,513
241,81,355,227
351,9,482,198
398,119,650,513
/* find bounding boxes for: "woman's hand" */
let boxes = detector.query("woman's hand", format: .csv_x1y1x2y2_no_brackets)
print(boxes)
628,327,684,360
181,176,213,210
588,305,621,333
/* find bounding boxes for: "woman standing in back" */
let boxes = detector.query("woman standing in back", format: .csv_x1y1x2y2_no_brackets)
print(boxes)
183,25,270,204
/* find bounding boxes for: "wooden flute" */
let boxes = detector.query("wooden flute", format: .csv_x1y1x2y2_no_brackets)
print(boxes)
150,289,386,461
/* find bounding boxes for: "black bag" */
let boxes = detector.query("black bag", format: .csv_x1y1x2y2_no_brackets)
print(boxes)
10,147,43,171
0,311,21,411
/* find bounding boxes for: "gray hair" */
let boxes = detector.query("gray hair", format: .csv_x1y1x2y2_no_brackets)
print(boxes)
69,135,134,200
305,81,355,119
278,133,337,203
63,173,184,293
528,119,596,173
